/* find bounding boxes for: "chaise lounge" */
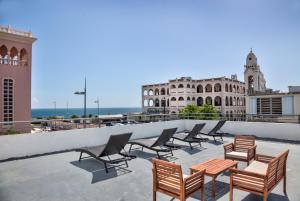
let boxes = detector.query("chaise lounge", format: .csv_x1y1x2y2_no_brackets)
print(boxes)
128,128,177,158
171,123,208,149
229,150,289,201
76,133,135,173
199,120,227,143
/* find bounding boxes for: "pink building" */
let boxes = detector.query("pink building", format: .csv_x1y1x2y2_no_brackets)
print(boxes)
0,25,36,134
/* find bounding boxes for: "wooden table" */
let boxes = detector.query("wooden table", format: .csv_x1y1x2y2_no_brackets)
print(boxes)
190,158,238,198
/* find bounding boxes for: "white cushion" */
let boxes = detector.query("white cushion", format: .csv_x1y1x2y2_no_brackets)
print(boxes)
226,151,248,160
245,161,268,175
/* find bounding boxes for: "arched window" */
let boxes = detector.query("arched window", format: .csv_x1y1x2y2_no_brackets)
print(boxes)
192,85,195,89
154,88,159,96
197,85,203,93
205,84,212,92
205,96,212,105
187,96,191,101
197,97,203,106
10,47,18,66
192,97,195,101
178,84,184,88
148,89,153,96
237,86,240,93
143,100,148,106
229,84,232,92
214,83,222,92
225,96,229,106
237,97,240,106
248,76,254,91
230,97,233,106
233,97,237,106
155,98,160,107
167,99,169,107
0,45,9,64
225,84,228,92
178,97,184,101
214,96,222,106
187,84,190,88
161,88,166,95
171,84,176,89
233,85,236,93
20,48,28,66
171,97,176,101
242,87,245,94
161,99,166,107
143,90,148,96
149,99,154,106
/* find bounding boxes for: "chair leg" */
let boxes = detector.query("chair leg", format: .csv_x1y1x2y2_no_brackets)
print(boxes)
284,174,287,194
230,184,233,201
170,149,173,156
104,162,108,173
124,159,129,168
156,151,160,159
129,144,133,153
213,136,217,143
189,142,193,150
221,136,223,141
79,152,82,162
141,146,144,151
199,141,202,147
201,185,205,201
153,190,156,201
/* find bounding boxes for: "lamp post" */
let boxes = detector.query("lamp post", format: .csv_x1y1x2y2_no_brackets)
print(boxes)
94,97,100,127
74,78,87,128
94,97,100,117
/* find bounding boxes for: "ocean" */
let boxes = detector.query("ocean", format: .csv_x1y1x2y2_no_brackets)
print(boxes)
32,107,141,119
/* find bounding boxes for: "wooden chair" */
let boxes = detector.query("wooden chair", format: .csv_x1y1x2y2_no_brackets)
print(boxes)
229,150,289,201
152,159,206,201
224,135,256,165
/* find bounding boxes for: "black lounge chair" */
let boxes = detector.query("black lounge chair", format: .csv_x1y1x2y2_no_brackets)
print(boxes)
128,128,178,158
171,123,208,149
76,133,135,173
199,120,227,143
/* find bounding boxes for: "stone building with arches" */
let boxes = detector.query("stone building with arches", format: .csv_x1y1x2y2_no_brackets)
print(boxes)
0,25,36,133
142,75,246,116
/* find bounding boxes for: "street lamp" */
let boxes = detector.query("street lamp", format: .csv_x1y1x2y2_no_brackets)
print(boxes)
74,77,87,127
94,97,100,117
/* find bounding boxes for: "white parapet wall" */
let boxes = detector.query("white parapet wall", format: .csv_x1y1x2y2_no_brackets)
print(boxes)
1,120,300,161
0,120,185,161
185,120,300,141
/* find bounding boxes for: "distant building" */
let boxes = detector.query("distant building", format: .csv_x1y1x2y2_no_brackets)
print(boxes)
0,25,36,133
243,50,300,120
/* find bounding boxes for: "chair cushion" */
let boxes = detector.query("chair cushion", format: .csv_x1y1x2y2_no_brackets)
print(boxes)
245,161,268,175
226,151,248,160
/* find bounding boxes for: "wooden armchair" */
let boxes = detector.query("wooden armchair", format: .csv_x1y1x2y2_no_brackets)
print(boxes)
152,159,206,201
229,150,289,201
224,135,256,165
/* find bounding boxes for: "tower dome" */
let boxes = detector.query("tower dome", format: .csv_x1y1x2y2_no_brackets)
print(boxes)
246,49,257,66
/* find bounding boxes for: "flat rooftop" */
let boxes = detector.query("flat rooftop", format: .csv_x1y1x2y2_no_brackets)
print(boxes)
0,137,299,201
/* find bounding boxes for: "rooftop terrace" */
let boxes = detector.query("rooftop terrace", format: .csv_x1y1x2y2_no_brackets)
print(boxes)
0,136,299,201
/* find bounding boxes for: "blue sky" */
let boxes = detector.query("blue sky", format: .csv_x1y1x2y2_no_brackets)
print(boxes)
1,0,300,108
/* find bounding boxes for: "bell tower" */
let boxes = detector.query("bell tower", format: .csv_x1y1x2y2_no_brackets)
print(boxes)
244,49,266,94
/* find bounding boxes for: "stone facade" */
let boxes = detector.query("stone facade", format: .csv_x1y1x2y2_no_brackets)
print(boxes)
0,25,36,133
142,76,246,115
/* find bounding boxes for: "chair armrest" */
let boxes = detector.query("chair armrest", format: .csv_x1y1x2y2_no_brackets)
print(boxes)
183,169,205,191
247,145,257,158
230,168,266,179
255,154,275,163
224,143,234,153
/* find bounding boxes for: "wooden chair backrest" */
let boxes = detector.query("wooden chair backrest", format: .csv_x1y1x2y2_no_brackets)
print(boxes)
234,135,255,152
266,150,289,190
152,159,183,196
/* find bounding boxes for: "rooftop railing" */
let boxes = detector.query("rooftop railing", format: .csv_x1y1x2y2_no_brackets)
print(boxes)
0,113,299,135
0,25,33,38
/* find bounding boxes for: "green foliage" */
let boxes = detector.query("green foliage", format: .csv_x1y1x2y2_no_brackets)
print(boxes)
71,114,79,119
179,104,219,120
88,114,93,118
